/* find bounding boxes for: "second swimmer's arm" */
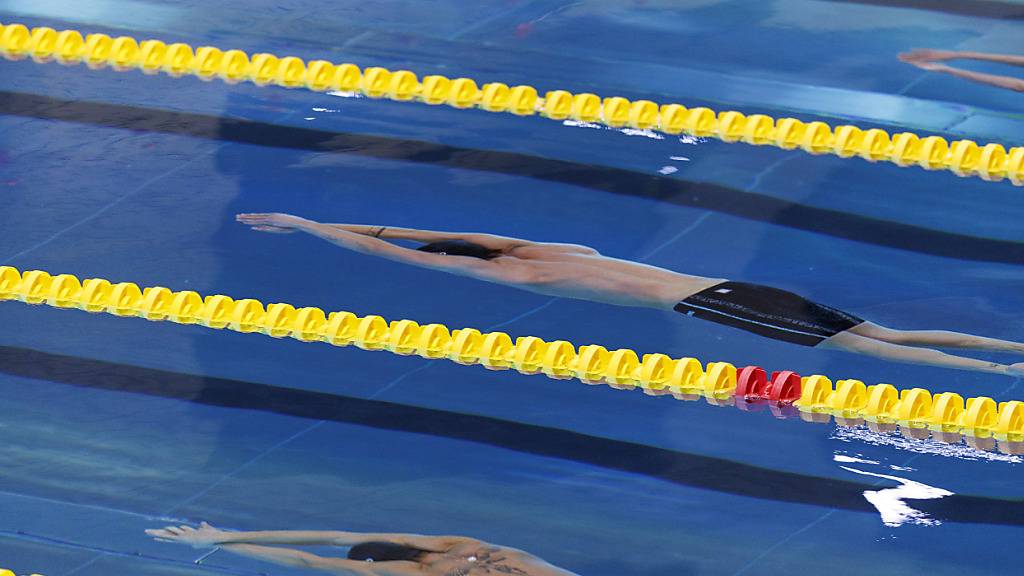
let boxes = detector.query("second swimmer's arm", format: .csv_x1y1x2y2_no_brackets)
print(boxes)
218,544,384,575
211,529,455,548
212,530,367,546
928,64,1024,92
955,51,1024,67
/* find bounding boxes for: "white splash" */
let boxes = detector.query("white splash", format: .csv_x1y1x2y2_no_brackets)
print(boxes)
621,128,664,140
658,166,678,175
561,120,665,139
840,466,952,527
562,119,603,130
669,156,691,161
833,454,879,465
312,107,341,112
303,117,315,120
678,135,705,145
831,426,1022,464
327,91,364,99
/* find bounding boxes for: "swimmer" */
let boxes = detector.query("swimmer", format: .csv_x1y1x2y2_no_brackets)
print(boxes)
147,522,578,575
236,213,1024,376
899,49,1024,92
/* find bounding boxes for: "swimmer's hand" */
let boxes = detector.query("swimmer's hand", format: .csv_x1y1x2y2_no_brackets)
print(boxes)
899,49,959,64
146,522,226,548
236,212,311,233
1008,363,1024,377
906,61,952,72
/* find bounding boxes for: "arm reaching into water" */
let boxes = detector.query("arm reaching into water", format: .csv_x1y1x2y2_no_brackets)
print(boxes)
912,62,1024,92
899,49,1024,92
900,49,1024,67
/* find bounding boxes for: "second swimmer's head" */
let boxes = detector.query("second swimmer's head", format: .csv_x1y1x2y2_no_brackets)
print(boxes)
417,240,501,260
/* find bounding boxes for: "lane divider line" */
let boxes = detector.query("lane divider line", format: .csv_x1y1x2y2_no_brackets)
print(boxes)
3,265,1023,449
1,22,1021,185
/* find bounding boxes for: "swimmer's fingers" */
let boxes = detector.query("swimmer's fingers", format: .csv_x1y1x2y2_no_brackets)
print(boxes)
900,48,956,63
912,61,949,72
236,213,274,224
146,528,182,540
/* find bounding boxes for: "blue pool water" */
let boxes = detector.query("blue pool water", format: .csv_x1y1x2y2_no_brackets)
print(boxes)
2,1,1024,575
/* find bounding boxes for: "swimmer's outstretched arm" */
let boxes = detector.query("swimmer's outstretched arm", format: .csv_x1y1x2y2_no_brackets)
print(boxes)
899,50,1024,91
194,528,469,550
148,524,473,575
327,223,534,251
218,544,419,575
236,214,527,281
237,213,597,254
921,64,1024,92
901,49,1024,67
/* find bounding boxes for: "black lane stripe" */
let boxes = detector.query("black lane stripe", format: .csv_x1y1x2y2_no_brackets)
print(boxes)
828,0,1024,19
1,90,1022,265
0,344,1022,525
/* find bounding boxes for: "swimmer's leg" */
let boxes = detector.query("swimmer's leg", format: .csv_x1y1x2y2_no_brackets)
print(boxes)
848,321,1024,354
822,331,1017,375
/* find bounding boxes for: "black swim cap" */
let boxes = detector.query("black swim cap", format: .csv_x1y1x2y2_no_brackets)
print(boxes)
417,240,500,260
348,541,428,563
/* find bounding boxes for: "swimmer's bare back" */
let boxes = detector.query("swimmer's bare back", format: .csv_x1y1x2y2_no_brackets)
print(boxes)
418,540,579,576
496,244,722,308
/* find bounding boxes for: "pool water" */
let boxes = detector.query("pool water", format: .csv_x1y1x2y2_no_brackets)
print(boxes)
1,1,1023,575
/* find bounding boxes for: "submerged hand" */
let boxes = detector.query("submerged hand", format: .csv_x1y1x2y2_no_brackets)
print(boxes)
236,213,310,233
1009,363,1024,377
908,61,952,72
146,522,226,548
899,49,958,64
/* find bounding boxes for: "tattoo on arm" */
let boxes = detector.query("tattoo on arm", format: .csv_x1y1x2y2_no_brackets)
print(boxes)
447,548,530,576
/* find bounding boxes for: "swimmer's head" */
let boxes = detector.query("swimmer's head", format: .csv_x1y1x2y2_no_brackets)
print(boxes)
348,542,429,563
417,240,501,260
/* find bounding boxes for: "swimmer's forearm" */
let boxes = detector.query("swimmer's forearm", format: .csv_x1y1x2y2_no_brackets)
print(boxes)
219,543,314,565
325,224,515,246
324,224,457,242
213,530,361,545
956,51,1024,67
219,544,371,574
296,222,389,254
934,66,1024,91
214,529,417,547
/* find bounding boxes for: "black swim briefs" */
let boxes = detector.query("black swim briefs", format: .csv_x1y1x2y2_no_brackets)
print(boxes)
674,281,863,347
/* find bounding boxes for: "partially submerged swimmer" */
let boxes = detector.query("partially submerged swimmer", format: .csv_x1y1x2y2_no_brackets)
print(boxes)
236,213,1024,376
147,523,578,575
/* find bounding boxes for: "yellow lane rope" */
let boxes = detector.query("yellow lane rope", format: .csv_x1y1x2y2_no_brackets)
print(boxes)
1,22,1021,185
2,266,1023,447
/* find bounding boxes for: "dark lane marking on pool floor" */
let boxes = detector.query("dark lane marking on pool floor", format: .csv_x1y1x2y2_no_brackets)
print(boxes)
1,90,1022,265
0,344,1021,526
